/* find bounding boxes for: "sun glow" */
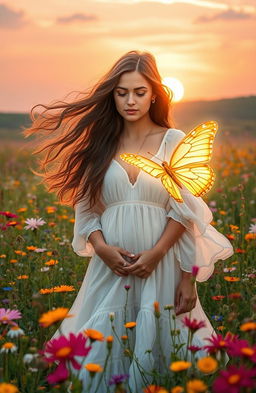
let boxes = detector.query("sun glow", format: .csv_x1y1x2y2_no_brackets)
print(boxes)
162,77,185,102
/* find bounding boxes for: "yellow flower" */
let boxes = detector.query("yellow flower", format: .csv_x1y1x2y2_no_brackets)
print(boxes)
171,387,184,393
197,356,218,374
39,308,73,328
53,285,75,292
240,322,256,331
85,363,103,372
170,361,192,372
186,379,207,393
0,382,18,393
84,329,104,342
124,322,136,329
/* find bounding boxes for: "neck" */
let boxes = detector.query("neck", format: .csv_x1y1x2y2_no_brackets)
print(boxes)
123,116,155,139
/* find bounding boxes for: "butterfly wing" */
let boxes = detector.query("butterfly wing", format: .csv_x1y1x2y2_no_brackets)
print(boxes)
172,164,215,196
169,121,218,196
170,121,218,168
119,153,165,178
161,174,183,202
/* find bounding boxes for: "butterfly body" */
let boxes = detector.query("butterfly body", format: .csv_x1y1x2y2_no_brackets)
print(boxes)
120,121,218,203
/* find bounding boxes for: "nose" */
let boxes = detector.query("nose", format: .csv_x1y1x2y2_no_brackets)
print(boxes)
127,94,136,105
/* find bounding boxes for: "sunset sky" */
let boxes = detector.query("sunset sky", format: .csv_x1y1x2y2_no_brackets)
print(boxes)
1,0,255,112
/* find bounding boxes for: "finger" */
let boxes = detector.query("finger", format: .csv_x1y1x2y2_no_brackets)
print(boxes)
123,260,142,272
119,248,135,257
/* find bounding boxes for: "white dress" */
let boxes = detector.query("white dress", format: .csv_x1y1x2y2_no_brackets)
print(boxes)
53,128,233,392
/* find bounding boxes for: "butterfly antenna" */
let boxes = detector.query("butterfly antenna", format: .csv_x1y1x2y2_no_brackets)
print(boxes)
147,151,162,164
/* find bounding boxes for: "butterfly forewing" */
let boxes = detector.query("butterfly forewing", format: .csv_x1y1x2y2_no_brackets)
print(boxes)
170,121,218,169
120,154,165,178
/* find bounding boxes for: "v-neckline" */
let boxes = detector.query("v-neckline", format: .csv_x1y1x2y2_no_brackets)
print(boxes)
112,128,170,188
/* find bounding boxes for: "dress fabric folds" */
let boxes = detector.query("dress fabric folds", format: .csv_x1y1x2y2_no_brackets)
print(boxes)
52,128,233,392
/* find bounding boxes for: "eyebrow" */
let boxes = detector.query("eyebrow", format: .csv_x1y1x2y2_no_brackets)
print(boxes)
115,86,148,90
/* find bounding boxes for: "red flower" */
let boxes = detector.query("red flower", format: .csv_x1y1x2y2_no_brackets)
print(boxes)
235,248,246,254
182,317,206,333
213,365,256,393
0,211,18,218
41,333,92,384
188,345,202,353
212,296,225,301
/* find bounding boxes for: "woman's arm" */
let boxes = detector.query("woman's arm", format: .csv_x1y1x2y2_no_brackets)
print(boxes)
152,217,186,258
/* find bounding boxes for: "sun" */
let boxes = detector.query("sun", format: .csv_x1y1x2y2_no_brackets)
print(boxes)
162,77,184,102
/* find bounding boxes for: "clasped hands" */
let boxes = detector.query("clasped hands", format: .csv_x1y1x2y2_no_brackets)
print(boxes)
95,244,197,316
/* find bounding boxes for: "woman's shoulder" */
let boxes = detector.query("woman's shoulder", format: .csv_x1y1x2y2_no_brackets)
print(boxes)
166,127,186,142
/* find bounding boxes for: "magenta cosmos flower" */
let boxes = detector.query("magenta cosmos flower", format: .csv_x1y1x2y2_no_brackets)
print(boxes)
213,365,256,393
182,316,206,333
203,332,238,355
0,211,18,218
0,308,22,325
24,217,46,231
41,333,92,384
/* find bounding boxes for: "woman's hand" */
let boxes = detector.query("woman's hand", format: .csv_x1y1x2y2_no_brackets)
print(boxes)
123,248,163,279
95,244,134,277
174,273,197,316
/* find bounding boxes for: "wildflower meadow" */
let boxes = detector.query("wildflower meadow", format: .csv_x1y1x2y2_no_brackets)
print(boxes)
0,136,255,393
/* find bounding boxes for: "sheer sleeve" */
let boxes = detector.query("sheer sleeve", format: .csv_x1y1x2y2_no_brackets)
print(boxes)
164,129,234,282
72,195,105,257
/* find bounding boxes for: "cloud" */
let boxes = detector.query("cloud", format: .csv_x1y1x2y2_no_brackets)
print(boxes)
194,8,255,23
0,3,28,29
56,13,98,24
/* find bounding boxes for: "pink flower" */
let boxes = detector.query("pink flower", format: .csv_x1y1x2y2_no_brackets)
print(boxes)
227,339,256,362
24,218,46,231
203,333,238,354
0,308,22,325
192,265,199,278
41,333,92,384
213,365,256,393
182,316,206,333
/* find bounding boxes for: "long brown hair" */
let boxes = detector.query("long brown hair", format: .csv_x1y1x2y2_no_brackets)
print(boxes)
23,50,175,210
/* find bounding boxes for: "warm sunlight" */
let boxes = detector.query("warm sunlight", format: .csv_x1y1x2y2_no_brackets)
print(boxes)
162,77,185,102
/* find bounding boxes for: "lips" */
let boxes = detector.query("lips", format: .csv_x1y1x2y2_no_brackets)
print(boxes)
125,110,138,113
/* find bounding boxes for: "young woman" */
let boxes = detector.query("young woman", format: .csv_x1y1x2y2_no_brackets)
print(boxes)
25,50,233,392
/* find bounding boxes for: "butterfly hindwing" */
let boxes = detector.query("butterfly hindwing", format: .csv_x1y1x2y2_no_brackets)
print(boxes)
120,153,165,178
160,174,183,202
174,164,215,196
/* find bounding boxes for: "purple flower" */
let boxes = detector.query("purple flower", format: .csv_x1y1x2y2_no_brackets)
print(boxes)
109,374,129,386
124,285,131,291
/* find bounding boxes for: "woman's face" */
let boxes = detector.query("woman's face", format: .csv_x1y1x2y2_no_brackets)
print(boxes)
113,71,155,122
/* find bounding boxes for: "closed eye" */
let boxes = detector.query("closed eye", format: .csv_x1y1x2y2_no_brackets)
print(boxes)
117,93,145,97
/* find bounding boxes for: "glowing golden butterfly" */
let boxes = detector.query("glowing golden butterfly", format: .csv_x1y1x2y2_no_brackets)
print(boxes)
120,121,218,203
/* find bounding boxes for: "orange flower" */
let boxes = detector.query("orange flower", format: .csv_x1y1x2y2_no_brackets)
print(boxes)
197,356,218,373
224,276,240,282
45,259,59,266
143,386,167,393
84,329,104,342
106,335,113,342
170,361,192,372
124,322,136,329
186,379,207,393
85,363,103,373
53,285,75,292
171,387,184,393
240,322,256,331
0,383,18,393
39,307,73,327
27,246,37,251
39,288,54,294
245,233,256,241
10,259,18,264
17,275,29,280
